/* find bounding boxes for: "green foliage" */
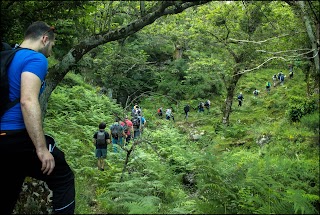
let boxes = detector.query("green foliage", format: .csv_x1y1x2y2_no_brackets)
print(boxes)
287,96,318,122
41,67,319,214
300,112,320,133
10,1,318,214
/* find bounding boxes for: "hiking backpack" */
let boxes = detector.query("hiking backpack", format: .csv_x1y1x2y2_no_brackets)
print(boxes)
132,116,140,127
280,75,284,81
122,121,129,133
111,124,122,138
96,131,106,146
0,43,27,117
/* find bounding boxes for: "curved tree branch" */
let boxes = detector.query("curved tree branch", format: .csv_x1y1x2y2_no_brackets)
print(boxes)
40,1,211,117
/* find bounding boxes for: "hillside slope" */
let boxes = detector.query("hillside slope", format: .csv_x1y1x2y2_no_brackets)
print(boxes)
14,69,319,214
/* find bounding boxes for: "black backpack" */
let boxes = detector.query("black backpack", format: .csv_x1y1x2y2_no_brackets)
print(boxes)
96,131,106,146
132,116,140,127
184,105,189,112
0,43,28,117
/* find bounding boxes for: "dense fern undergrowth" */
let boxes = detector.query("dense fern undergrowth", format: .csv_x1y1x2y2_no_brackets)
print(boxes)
42,68,319,214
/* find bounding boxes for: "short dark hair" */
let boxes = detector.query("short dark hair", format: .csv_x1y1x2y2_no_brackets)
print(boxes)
24,21,55,41
99,122,106,129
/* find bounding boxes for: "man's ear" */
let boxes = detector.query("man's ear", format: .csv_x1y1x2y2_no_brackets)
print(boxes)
42,35,49,45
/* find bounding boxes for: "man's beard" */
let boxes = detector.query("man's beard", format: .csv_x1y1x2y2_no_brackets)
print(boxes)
39,43,51,58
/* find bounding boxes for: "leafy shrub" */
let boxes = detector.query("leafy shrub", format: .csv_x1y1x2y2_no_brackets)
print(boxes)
300,112,320,133
286,96,317,122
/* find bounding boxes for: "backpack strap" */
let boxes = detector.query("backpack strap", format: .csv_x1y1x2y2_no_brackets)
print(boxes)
0,98,20,116
0,47,32,117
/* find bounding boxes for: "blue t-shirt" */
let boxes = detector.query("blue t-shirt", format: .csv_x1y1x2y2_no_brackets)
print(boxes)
0,49,48,130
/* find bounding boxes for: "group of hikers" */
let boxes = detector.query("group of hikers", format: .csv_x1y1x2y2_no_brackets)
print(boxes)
239,65,294,107
92,104,146,171
157,107,175,121
156,99,211,121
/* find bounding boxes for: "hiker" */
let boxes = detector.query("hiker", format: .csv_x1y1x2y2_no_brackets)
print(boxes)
184,104,190,120
266,81,271,93
165,107,174,121
131,103,139,116
110,117,126,153
277,72,281,82
280,73,285,85
141,115,146,133
198,102,204,112
0,21,75,214
289,71,293,79
289,64,293,79
204,99,211,113
253,89,259,97
93,122,111,171
131,113,142,139
170,107,175,121
132,105,142,117
237,92,244,107
131,107,136,117
120,116,133,145
272,74,277,87
157,107,163,118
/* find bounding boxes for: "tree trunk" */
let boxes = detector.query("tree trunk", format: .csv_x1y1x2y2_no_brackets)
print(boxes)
173,44,183,60
296,1,320,89
222,71,242,125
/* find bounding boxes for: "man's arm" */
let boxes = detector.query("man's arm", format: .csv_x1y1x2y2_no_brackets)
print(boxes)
104,132,111,144
21,72,55,175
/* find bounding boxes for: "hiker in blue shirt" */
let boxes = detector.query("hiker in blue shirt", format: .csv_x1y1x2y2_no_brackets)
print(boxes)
237,92,244,107
280,73,285,85
141,116,146,134
0,21,75,214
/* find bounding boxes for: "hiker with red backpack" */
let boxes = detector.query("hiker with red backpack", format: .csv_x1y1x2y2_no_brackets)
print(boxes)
93,122,110,171
157,107,163,118
120,116,133,145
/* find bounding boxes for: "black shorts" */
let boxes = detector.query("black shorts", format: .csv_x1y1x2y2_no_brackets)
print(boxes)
0,130,75,214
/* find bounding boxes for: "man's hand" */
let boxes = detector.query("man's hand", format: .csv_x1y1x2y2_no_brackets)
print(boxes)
36,148,55,175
